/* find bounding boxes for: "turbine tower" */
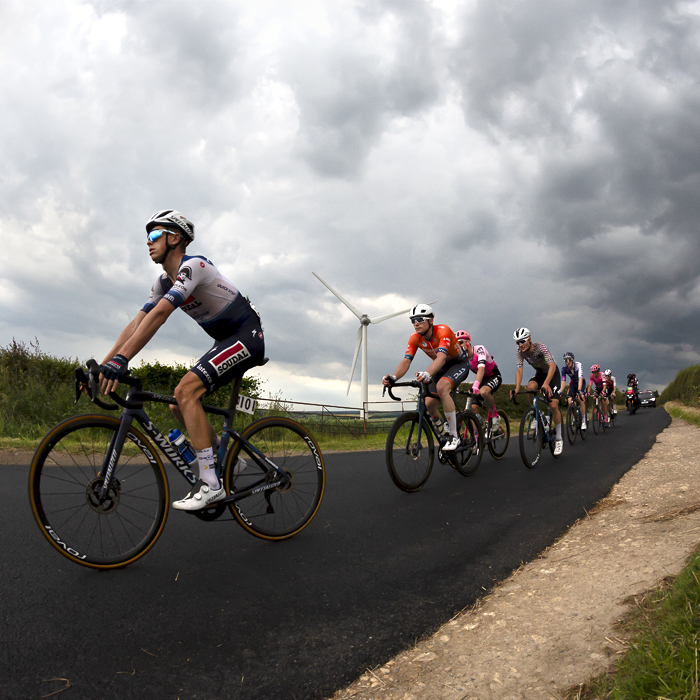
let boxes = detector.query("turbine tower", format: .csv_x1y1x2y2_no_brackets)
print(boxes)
312,272,413,414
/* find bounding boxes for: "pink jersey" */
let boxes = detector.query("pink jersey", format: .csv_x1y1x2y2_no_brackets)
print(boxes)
469,344,497,377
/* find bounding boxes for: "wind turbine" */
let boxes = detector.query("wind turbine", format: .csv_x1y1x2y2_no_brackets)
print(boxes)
312,272,417,414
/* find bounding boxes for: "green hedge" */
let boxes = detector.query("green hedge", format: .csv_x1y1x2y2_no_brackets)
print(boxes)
0,339,261,441
658,364,700,406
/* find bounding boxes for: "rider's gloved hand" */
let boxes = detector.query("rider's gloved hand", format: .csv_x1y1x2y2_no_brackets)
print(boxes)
471,381,481,395
101,354,129,381
382,374,397,386
416,371,432,383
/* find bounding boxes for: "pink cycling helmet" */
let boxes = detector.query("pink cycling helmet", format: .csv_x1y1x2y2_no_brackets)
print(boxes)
591,364,600,372
455,330,471,343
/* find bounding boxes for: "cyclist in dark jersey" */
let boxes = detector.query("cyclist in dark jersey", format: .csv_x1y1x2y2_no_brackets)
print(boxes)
99,210,265,511
509,327,564,455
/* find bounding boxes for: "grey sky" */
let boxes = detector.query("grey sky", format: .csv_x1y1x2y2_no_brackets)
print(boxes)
1,0,699,406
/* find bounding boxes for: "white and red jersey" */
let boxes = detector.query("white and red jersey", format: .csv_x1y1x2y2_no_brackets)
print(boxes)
143,255,259,341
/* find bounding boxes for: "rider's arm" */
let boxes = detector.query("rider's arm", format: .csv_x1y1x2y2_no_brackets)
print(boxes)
118,298,177,360
542,360,556,390
101,310,148,364
423,352,447,379
385,357,411,384
512,366,523,398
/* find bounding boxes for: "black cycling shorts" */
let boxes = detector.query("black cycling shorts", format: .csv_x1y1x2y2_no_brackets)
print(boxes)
429,356,470,392
529,368,562,400
567,379,586,400
190,318,265,393
482,365,502,393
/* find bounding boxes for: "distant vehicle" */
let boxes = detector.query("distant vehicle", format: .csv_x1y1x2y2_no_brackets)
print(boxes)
639,390,656,408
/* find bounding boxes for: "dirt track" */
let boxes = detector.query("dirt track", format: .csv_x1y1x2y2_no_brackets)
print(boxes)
329,408,700,700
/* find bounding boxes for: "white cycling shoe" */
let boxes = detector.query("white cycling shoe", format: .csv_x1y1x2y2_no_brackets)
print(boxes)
172,480,226,511
581,421,587,430
442,434,460,452
553,439,564,456
490,416,501,432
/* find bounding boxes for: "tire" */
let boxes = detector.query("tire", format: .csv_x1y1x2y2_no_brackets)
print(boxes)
487,410,510,460
385,412,434,492
566,405,577,445
29,415,168,570
519,408,542,469
225,417,325,540
452,410,483,476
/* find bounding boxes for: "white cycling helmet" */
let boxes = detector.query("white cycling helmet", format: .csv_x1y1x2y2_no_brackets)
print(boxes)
409,304,434,320
146,210,195,242
604,369,612,377
513,327,531,342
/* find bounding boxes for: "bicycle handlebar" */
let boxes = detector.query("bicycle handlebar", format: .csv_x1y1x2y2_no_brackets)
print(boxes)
382,379,440,402
74,360,144,411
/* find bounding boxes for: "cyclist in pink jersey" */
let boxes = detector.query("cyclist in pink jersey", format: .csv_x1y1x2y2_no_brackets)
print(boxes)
455,330,502,432
589,365,610,424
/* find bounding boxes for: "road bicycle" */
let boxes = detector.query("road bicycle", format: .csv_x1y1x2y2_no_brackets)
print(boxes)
591,394,610,434
28,359,325,570
513,389,561,469
463,393,510,459
384,380,483,492
608,401,617,427
565,391,588,445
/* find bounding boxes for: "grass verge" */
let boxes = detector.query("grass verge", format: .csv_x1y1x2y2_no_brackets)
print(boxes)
665,400,700,430
573,541,700,699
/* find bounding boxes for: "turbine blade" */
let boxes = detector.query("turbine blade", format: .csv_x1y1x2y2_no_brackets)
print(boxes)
312,272,363,320
369,300,436,324
369,307,412,324
347,326,363,395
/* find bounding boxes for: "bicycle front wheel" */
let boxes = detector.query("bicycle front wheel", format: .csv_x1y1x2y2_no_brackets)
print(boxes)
487,410,510,460
28,415,168,569
386,412,434,492
566,406,577,445
225,417,325,540
519,408,542,469
452,410,483,476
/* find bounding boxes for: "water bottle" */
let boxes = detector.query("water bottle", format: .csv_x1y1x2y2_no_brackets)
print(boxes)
167,429,197,465
542,414,550,432
431,415,446,435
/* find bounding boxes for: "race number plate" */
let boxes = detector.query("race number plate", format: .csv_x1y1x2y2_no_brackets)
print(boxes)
236,394,257,415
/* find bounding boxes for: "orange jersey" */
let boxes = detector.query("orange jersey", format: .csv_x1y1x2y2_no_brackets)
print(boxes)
404,325,464,362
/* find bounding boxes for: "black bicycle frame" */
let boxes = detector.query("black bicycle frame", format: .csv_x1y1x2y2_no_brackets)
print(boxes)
80,365,288,507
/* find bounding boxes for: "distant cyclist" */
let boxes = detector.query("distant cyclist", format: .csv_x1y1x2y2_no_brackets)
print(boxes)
383,305,469,451
603,369,617,415
627,373,639,389
99,210,264,511
560,352,587,431
509,328,563,455
589,365,609,424
455,330,503,432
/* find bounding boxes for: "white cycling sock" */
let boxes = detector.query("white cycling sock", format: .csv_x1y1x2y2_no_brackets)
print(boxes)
555,422,562,439
445,411,457,437
196,447,219,488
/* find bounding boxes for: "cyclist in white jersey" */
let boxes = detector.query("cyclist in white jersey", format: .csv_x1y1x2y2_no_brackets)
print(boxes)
509,327,564,455
560,352,587,430
99,210,265,511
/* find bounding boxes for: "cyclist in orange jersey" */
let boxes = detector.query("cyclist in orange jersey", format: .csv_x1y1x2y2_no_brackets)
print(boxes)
382,304,469,451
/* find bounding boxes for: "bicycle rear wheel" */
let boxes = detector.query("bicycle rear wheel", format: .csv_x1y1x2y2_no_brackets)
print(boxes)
225,417,325,540
519,408,542,469
452,410,483,476
487,410,510,460
28,415,168,569
385,412,434,492
566,405,577,445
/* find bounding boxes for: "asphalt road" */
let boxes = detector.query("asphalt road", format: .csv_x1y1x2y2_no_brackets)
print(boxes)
0,407,669,700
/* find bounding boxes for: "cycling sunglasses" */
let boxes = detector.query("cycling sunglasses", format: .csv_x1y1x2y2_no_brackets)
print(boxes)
516,339,529,345
147,229,167,243
410,316,429,325
147,228,181,243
